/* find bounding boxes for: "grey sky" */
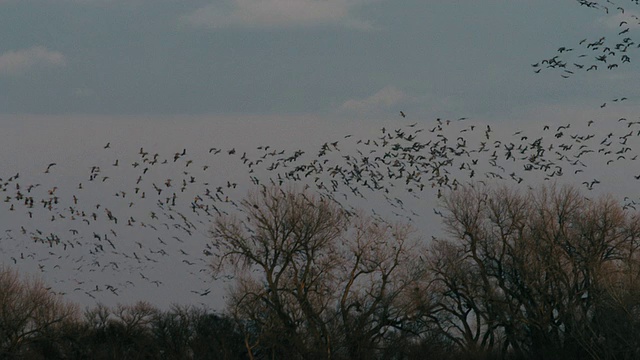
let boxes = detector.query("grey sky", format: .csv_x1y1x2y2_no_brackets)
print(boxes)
2,1,640,309
1,0,628,117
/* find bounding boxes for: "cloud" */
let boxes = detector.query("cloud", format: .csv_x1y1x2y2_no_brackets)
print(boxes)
340,86,414,114
181,0,375,30
72,87,95,97
0,46,66,76
598,11,640,29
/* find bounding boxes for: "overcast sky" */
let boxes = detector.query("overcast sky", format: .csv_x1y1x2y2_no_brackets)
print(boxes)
2,0,640,309
1,0,633,118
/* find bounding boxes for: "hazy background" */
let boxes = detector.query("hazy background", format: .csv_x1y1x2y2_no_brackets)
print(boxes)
1,0,639,310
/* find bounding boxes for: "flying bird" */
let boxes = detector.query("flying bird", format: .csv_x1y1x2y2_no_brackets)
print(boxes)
44,163,56,173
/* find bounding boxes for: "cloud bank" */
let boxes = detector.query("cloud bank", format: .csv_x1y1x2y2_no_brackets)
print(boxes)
182,0,375,30
340,86,414,114
0,46,66,76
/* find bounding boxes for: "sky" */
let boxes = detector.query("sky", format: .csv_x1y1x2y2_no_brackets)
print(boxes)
2,0,640,310
2,0,631,118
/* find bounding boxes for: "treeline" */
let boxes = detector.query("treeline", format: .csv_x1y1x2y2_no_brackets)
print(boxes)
0,269,246,359
3,184,640,359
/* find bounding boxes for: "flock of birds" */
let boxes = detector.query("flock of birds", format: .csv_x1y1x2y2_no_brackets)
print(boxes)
2,107,640,303
538,0,640,79
2,0,640,304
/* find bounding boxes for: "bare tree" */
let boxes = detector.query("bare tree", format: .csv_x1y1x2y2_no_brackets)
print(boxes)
431,183,640,359
210,186,430,360
112,301,157,334
151,304,195,360
0,266,78,358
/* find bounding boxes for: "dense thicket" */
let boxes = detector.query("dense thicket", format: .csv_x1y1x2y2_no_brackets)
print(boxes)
0,267,246,359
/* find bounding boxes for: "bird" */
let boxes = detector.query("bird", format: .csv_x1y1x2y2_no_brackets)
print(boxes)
44,163,57,173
